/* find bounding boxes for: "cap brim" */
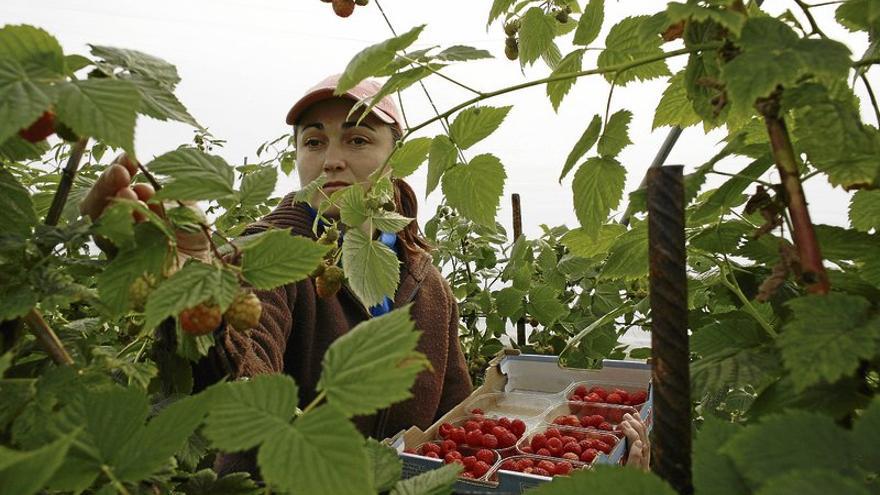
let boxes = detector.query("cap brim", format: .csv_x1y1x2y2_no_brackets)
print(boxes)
286,89,396,126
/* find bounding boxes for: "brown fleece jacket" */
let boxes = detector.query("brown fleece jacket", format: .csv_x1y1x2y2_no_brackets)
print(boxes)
194,192,472,476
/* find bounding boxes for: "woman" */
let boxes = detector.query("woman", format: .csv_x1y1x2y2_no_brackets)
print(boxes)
79,74,649,475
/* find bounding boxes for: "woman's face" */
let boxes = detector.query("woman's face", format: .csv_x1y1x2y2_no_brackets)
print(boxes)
295,97,396,218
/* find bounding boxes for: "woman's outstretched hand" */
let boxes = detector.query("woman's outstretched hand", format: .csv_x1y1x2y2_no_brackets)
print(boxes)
621,412,651,471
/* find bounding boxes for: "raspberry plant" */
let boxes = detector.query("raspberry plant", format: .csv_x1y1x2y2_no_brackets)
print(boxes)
2,0,880,493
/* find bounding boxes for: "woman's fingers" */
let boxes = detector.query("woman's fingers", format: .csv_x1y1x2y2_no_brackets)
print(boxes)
114,187,149,223
131,183,165,217
113,153,140,176
80,164,132,220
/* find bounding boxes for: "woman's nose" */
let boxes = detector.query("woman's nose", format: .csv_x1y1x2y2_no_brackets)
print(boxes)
322,144,346,172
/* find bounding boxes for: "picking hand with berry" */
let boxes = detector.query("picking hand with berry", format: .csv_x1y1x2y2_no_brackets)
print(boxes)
620,413,651,471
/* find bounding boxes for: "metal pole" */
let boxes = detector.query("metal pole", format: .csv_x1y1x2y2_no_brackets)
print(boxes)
647,165,691,494
511,193,526,347
620,126,683,226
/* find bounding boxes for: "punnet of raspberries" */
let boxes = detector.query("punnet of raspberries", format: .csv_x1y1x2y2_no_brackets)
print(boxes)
518,427,616,464
436,412,527,450
497,455,579,478
568,385,648,407
224,290,262,331
404,442,498,479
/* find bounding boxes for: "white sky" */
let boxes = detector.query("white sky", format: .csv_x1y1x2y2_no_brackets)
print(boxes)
2,0,875,238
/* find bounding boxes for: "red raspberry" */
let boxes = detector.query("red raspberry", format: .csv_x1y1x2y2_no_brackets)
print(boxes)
545,428,561,439
606,393,623,404
476,449,495,464
464,420,480,432
520,445,533,454
555,461,573,475
462,456,477,469
421,443,441,455
500,459,517,471
438,422,453,438
536,460,556,474
531,467,551,477
179,302,222,336
472,460,491,477
492,426,509,438
612,388,629,402
403,448,416,454
425,451,439,459
224,290,262,331
537,448,551,457
466,429,483,447
450,427,466,444
518,458,535,470
574,385,589,397
587,414,605,427
598,422,613,431
546,437,562,451
629,390,648,405
498,417,512,428
589,387,608,399
444,451,462,464
530,433,547,450
511,419,526,437
585,392,602,402
441,439,457,453
562,452,580,461
460,471,475,479
480,419,497,434
580,448,598,463
570,395,583,402
499,431,518,448
471,408,484,415
560,436,577,445
563,441,581,454
594,440,612,454
18,110,56,143
481,434,498,449
552,416,566,425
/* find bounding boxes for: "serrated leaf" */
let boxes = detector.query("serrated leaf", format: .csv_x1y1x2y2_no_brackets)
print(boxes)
0,25,65,77
495,287,526,319
240,228,330,290
597,110,632,158
341,228,400,308
426,135,456,196
720,411,854,486
574,0,604,45
203,375,299,452
240,166,277,207
365,439,401,493
560,224,625,258
441,154,506,227
519,8,557,67
259,404,371,495
690,221,753,254
0,167,37,236
691,156,774,223
853,396,880,472
391,463,461,495
572,157,626,237
693,417,749,495
547,49,584,112
55,79,139,153
449,106,511,150
528,285,568,325
143,260,239,330
666,2,746,36
294,174,327,205
601,223,647,280
653,71,700,130
180,470,261,495
337,25,425,94
0,432,75,495
598,16,670,85
529,465,676,494
850,190,880,232
815,224,880,262
373,211,413,233
90,45,181,87
488,0,517,26
779,293,878,391
436,45,492,61
352,65,440,125
756,470,870,495
389,137,432,177
97,223,168,317
127,75,199,128
559,114,601,182
147,148,235,201
0,59,56,144
541,41,563,70
319,306,427,416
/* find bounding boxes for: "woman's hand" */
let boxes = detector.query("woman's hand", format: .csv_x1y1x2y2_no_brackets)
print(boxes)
621,412,651,471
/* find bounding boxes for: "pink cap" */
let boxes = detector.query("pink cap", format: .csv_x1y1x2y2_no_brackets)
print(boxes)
285,74,403,130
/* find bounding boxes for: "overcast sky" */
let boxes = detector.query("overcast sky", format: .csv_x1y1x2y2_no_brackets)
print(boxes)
2,0,874,238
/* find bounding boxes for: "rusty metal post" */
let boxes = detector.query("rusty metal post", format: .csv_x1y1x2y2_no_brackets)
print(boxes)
647,165,691,494
511,193,526,347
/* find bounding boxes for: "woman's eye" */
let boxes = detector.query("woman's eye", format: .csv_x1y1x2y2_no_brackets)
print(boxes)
350,137,368,146
305,138,322,147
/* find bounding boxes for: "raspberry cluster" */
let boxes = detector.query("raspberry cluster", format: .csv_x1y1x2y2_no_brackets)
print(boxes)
569,385,648,407
497,456,575,478
518,427,615,464
436,410,527,450
407,442,497,479
551,413,613,431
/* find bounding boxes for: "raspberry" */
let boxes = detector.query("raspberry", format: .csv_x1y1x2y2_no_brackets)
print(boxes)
606,393,623,404
612,388,629,401
424,451,439,459
481,434,498,449
629,390,648,405
421,443,441,455
499,431,518,448
511,419,526,437
498,417,512,428
570,395,583,402
491,426,508,438
128,273,156,311
480,419,497,434
562,452,580,461
530,434,546,450
466,429,482,447
499,459,517,471
224,290,262,331
537,448,551,457
460,471,474,479
594,440,612,454
555,461,573,475
504,36,519,61
503,19,520,36
179,301,222,336
517,458,534,470
598,422,613,431
315,265,344,298
476,449,494,464
589,387,608,400
331,0,355,17
537,460,556,474
438,422,453,438
444,451,462,464
563,441,581,455
585,392,602,402
19,110,56,143
471,407,484,416
519,446,533,454
531,467,551,477
545,428,561,439
462,456,477,469
441,439,457,453
546,437,562,451
450,427,466,444
580,448,598,463
464,420,480,432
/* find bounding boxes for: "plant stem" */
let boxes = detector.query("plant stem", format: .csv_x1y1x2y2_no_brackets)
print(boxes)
860,73,880,127
717,261,778,338
23,308,75,366
757,97,830,294
707,170,775,187
398,53,484,96
302,390,326,415
45,137,89,227
793,0,828,38
101,465,131,495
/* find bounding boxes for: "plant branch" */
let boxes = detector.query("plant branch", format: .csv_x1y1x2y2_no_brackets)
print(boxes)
708,169,775,187
860,72,880,127
793,0,828,38
101,465,131,495
716,260,778,338
45,137,89,227
302,390,326,415
397,53,484,96
23,309,75,366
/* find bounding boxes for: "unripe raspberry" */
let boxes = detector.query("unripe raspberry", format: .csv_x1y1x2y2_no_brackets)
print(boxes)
354,0,368,5
129,273,156,311
504,37,519,61
319,226,339,245
179,302,222,336
224,291,262,331
332,0,355,17
316,265,345,299
503,19,520,37
555,9,569,23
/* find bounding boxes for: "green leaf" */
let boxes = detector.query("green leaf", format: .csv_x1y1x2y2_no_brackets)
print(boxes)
240,229,331,290
442,154,506,227
559,114,601,182
850,190,880,232
561,224,625,259
258,405,371,495
391,463,461,495
351,65,440,124
294,175,327,205
319,306,427,416
691,156,774,223
144,260,239,330
373,211,413,233
488,0,516,26
597,109,632,158
0,59,56,144
528,285,568,325
449,105,512,150
598,16,670,85
690,221,753,254
495,287,526,319
720,410,854,486
90,45,181,87
519,8,557,67
693,417,749,495
390,137,433,177
572,157,626,237
853,396,880,472
127,75,199,128
0,167,37,236
436,45,492,61
336,25,425,94
836,0,880,33
341,228,400,308
755,470,870,495
147,148,235,201
0,25,65,77
547,49,584,112
426,135,456,196
203,375,299,451
180,470,261,495
601,223,647,280
239,166,277,207
653,71,701,130
0,432,75,495
529,465,676,494
574,0,604,46
666,2,746,36
779,293,878,391
0,282,37,323
365,439,402,493
815,224,880,262
749,375,872,422
97,223,168,317
55,79,140,154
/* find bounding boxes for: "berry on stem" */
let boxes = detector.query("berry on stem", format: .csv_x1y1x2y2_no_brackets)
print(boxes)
180,302,222,336
19,111,56,143
224,290,262,331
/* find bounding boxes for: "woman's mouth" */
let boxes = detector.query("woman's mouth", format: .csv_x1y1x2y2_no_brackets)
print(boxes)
323,181,351,191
